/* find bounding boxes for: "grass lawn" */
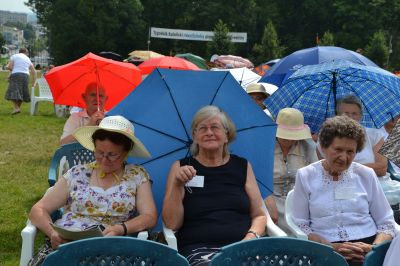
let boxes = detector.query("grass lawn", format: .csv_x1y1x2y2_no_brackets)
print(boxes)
0,71,66,265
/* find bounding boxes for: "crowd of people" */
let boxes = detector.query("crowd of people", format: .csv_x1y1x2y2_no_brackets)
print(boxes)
8,50,396,265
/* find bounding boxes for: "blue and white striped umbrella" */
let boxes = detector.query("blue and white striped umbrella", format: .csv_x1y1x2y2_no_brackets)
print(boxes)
265,59,400,133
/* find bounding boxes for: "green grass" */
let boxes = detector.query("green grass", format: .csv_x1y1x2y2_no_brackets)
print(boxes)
0,71,66,265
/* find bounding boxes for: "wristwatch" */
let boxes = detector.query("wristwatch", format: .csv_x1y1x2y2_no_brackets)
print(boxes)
247,230,260,238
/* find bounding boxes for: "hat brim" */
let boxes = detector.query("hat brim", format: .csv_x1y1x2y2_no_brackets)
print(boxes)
276,126,312,140
73,126,151,158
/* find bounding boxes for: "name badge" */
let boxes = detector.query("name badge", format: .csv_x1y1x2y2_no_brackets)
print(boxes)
186,175,204,188
335,186,356,200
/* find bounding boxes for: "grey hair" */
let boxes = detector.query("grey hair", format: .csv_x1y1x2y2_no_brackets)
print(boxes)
319,115,365,152
336,94,363,116
190,105,236,157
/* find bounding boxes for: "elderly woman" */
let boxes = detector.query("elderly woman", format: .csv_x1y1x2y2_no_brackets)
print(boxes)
292,116,396,266
265,108,318,233
318,94,387,177
29,116,157,265
162,105,267,265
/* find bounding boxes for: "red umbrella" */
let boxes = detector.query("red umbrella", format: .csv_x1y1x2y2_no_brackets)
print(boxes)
45,52,142,110
138,56,201,74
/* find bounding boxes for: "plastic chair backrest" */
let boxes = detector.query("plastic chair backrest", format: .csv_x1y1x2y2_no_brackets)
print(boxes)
285,189,307,239
42,236,189,266
48,142,95,186
210,237,348,266
36,78,53,98
363,240,391,266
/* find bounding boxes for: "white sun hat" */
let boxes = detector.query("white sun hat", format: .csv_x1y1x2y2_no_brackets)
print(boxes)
276,108,312,140
73,115,151,158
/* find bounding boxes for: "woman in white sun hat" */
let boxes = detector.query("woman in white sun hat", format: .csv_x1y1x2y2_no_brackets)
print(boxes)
28,115,157,265
265,107,318,234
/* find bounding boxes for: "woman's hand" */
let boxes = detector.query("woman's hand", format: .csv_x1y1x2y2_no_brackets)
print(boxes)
175,165,196,184
332,242,368,261
103,224,124,236
49,230,68,249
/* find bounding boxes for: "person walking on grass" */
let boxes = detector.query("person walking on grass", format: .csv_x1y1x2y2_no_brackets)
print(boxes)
5,48,37,115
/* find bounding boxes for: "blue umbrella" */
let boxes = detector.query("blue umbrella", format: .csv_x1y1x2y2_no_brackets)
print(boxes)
108,68,276,223
259,46,378,87
265,60,400,133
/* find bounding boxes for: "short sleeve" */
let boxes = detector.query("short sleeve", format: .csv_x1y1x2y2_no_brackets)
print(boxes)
125,164,151,187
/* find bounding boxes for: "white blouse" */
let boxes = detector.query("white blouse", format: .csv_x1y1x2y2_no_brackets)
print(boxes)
292,161,395,242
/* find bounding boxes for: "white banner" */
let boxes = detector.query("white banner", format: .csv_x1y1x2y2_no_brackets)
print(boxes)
150,27,247,43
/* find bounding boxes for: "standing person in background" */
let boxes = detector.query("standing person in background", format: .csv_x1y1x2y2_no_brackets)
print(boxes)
5,48,37,115
60,82,108,145
265,108,318,233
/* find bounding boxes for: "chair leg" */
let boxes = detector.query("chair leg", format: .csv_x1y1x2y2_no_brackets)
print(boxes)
30,101,37,116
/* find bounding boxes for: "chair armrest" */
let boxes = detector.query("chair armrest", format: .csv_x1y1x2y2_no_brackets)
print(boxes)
285,214,308,239
136,230,149,240
162,222,178,250
262,203,287,237
20,220,38,266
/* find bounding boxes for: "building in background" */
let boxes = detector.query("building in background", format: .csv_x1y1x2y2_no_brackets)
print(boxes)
0,10,27,25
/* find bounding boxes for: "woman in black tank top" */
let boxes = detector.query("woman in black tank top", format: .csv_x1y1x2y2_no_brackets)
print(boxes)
162,106,267,266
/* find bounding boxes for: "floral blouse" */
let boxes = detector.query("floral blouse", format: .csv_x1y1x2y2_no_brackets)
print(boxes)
54,162,150,230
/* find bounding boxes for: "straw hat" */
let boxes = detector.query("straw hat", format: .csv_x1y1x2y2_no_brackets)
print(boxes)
276,108,312,140
246,83,269,97
73,115,151,158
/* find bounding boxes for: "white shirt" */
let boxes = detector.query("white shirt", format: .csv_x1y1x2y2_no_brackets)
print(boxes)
60,110,91,140
292,161,395,242
10,53,33,75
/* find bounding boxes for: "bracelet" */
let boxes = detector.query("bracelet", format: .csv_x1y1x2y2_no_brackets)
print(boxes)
247,230,260,239
120,222,127,236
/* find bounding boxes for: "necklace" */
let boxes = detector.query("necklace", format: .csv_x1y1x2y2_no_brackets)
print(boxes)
93,164,123,184
195,154,228,167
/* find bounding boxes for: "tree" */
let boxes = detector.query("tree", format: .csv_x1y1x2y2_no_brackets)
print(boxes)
27,0,146,64
206,20,235,57
0,33,5,48
364,31,389,68
319,31,334,46
252,21,285,65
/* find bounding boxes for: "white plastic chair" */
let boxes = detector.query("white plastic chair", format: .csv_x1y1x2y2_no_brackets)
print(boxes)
30,78,54,115
285,189,307,239
162,202,288,250
20,192,149,266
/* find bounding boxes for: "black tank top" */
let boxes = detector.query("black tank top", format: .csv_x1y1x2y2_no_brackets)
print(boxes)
176,154,251,252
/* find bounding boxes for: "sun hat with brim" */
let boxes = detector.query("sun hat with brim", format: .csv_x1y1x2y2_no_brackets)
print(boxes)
73,115,151,158
246,83,269,96
276,108,312,140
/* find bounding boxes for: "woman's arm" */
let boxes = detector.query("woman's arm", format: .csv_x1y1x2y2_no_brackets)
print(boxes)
264,195,279,223
364,138,387,177
103,181,158,236
162,161,195,231
243,162,267,240
29,177,70,248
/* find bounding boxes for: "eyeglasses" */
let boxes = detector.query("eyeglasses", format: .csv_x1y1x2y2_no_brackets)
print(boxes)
196,124,225,134
94,151,122,162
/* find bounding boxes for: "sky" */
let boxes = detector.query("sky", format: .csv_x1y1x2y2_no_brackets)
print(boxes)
0,0,33,13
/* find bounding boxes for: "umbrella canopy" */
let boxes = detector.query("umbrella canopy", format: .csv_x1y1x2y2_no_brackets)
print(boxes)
175,53,208,69
260,46,378,87
253,59,280,76
45,53,142,110
211,67,261,89
380,120,400,167
265,60,400,133
212,55,254,68
99,51,123,61
128,50,164,61
107,68,277,220
138,56,201,75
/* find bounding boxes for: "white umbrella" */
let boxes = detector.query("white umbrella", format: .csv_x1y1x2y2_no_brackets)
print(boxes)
211,67,261,89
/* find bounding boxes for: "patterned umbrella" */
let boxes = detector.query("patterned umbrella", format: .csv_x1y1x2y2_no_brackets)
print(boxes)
265,60,400,133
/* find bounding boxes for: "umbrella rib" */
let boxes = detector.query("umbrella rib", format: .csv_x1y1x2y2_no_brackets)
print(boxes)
210,73,229,104
159,69,192,141
236,124,277,133
133,121,190,144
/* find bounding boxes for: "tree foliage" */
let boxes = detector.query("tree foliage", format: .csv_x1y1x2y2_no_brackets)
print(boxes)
27,0,146,64
252,21,285,65
27,0,400,69
364,31,389,68
207,20,235,57
320,31,335,46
